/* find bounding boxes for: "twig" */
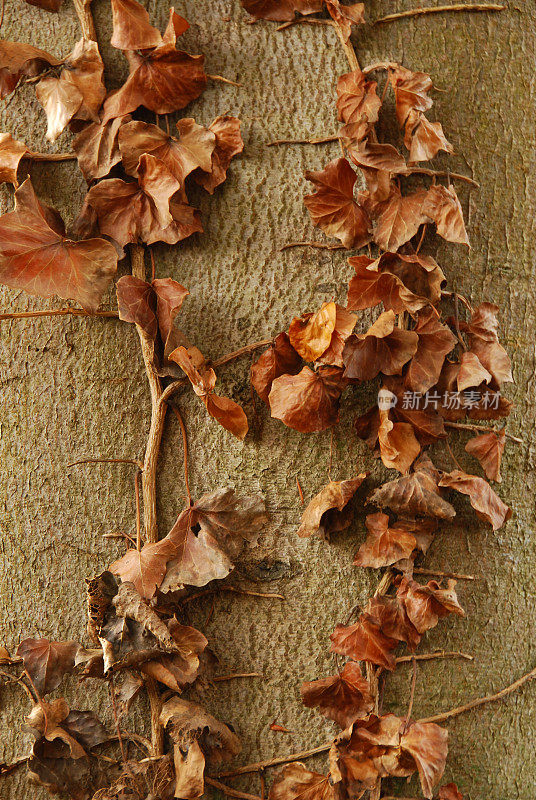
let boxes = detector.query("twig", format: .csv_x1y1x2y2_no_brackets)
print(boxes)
130,244,166,544
170,405,191,504
205,777,261,800
280,241,346,251
72,0,97,39
396,650,474,664
180,586,285,603
144,677,164,756
109,677,128,763
444,421,522,444
276,18,335,31
212,673,264,682
418,664,536,724
24,152,78,163
0,308,118,321
206,73,242,87
403,658,417,732
0,757,28,776
374,3,506,25
134,470,142,551
267,135,339,146
67,458,143,469
0,669,35,702
218,743,331,778
413,568,477,581
402,167,479,188
332,18,360,70
296,476,304,505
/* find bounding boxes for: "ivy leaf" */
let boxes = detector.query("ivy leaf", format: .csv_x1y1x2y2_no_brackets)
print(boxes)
0,131,28,184
269,365,347,432
288,301,337,362
397,576,465,634
110,538,178,599
424,184,469,246
251,333,302,404
316,305,357,367
404,109,453,163
389,66,433,127
400,720,448,799
304,157,371,249
325,1,365,42
194,115,244,194
240,0,323,22
0,178,117,312
301,661,373,728
337,69,381,125
372,185,428,251
17,639,78,696
378,400,421,474
457,351,492,392
73,115,131,181
466,303,513,386
0,40,62,99
465,429,505,482
354,512,417,568
297,474,367,538
110,0,163,50
405,308,457,394
438,469,511,530
368,454,456,519
343,310,418,381
330,614,398,670
268,762,337,800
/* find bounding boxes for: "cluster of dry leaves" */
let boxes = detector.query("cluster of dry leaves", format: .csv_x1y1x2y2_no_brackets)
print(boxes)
0,1,516,800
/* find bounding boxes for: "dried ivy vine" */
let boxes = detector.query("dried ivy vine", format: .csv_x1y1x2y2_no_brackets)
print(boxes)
0,1,533,800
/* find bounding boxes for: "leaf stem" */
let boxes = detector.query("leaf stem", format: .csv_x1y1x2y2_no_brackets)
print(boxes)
205,777,261,800
396,650,474,664
212,673,264,682
280,241,346,251
374,3,506,25
66,458,143,469
24,152,78,162
170,405,191,504
72,0,97,39
0,308,118,321
412,567,478,580
267,135,340,146
206,73,243,87
217,743,331,778
444,421,522,444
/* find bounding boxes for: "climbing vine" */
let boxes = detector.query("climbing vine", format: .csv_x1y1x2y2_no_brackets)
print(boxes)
0,1,532,800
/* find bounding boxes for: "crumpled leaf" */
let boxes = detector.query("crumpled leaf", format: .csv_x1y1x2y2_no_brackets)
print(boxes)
438,469,511,530
457,350,492,392
194,115,244,194
0,131,28,184
325,1,365,42
465,429,505,482
169,345,248,439
396,719,448,798
24,0,62,11
405,307,457,394
73,115,131,181
337,69,381,125
343,310,418,381
330,614,398,670
304,157,371,249
297,474,367,538
251,333,302,403
111,0,165,50
240,0,323,22
0,40,62,99
110,537,179,599
424,184,469,246
288,301,337,362
25,698,107,758
354,511,417,568
0,178,117,312
465,302,513,387
365,593,421,649
397,576,465,633
404,109,453,163
372,185,428,251
377,397,421,473
268,762,336,800
316,305,357,367
347,251,445,315
17,638,78,696
269,366,347,432
368,454,456,519
389,66,433,127
301,661,373,728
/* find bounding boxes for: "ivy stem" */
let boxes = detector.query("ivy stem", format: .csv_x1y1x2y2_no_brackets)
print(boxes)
72,0,97,39
170,405,192,505
130,244,166,544
374,3,506,25
444,421,522,444
205,777,260,800
0,308,118,321
144,676,164,756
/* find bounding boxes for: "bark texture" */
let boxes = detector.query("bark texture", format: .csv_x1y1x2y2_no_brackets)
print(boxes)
0,1,535,798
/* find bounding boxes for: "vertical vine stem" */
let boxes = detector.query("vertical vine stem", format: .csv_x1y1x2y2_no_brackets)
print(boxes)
72,0,97,40
130,244,166,544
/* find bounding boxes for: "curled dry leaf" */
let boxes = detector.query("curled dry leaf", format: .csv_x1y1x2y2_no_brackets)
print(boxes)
17,638,78,696
288,301,337,362
457,350,492,392
347,138,406,175
343,310,418,381
438,469,511,530
268,762,336,800
397,576,465,634
26,698,87,759
325,1,365,42
301,661,373,728
240,0,323,22
169,345,248,439
73,115,131,182
251,333,302,404
337,69,381,125
366,593,421,649
304,157,371,249
160,696,241,765
372,185,428,251
404,109,453,163
110,537,178,599
347,252,445,315
269,365,346,432
0,131,28,184
330,613,398,670
424,184,469,246
110,0,164,50
378,399,421,473
405,307,457,394
354,511,417,568
466,302,513,387
24,0,62,11
399,719,448,798
389,66,433,127
0,40,62,99
194,115,244,194
0,178,117,312
316,304,357,367
297,474,367,538
465,429,505,482
368,454,456,519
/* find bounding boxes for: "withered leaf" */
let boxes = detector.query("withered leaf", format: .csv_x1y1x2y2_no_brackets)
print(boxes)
160,697,241,765
347,138,406,174
73,115,131,181
372,185,428,251
111,0,163,50
297,474,367,538
0,131,28,184
438,469,511,530
184,487,267,545
397,576,464,633
301,661,373,728
269,365,346,432
389,66,433,127
404,110,453,163
330,614,398,670
466,302,513,386
0,40,62,99
116,274,188,342
316,304,357,367
268,762,336,800
424,184,469,246
354,511,417,568
457,351,492,392
25,698,87,759
240,0,323,22
172,737,205,799
251,333,302,404
383,375,447,445
343,310,418,381
288,301,337,362
377,402,421,474
0,178,117,312
366,594,421,649
17,638,78,696
325,1,365,42
110,537,178,599
113,582,177,650
347,251,445,315
158,516,233,592
368,454,456,519
399,720,448,799
304,157,371,249
440,783,465,800
337,69,381,125
465,429,505,483
194,115,244,194
405,308,457,394
24,0,62,11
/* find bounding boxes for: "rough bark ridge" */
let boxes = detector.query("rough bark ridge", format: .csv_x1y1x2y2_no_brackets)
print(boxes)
0,1,535,798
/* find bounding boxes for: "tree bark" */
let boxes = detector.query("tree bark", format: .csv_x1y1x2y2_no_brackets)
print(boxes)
0,1,535,798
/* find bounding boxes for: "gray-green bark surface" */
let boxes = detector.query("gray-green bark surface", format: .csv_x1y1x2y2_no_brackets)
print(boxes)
0,1,535,798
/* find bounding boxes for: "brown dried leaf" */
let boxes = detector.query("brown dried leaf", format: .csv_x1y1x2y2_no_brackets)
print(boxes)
366,594,421,648
400,720,448,798
440,783,465,800
457,351,492,392
389,66,433,127
25,699,87,759
159,518,233,592
251,333,302,404
330,614,398,670
0,40,62,99
343,310,418,381
111,0,163,50
368,455,456,519
297,474,367,538
337,69,381,125
304,157,371,249
404,110,453,163
301,661,373,728
438,469,511,530
17,639,78,696
269,365,346,432
465,429,505,482
172,738,205,799
325,1,365,42
316,304,357,367
184,487,267,545
397,576,464,634
466,302,513,386
268,762,337,800
160,697,241,765
73,115,130,181
24,0,62,11
288,301,337,362
372,185,428,251
110,538,178,599
405,308,457,394
424,184,469,246
194,115,244,194
378,402,421,473
0,131,28,184
0,178,117,312
240,0,323,22
354,511,417,568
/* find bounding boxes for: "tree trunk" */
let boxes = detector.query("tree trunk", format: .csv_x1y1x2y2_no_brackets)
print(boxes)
0,1,535,798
